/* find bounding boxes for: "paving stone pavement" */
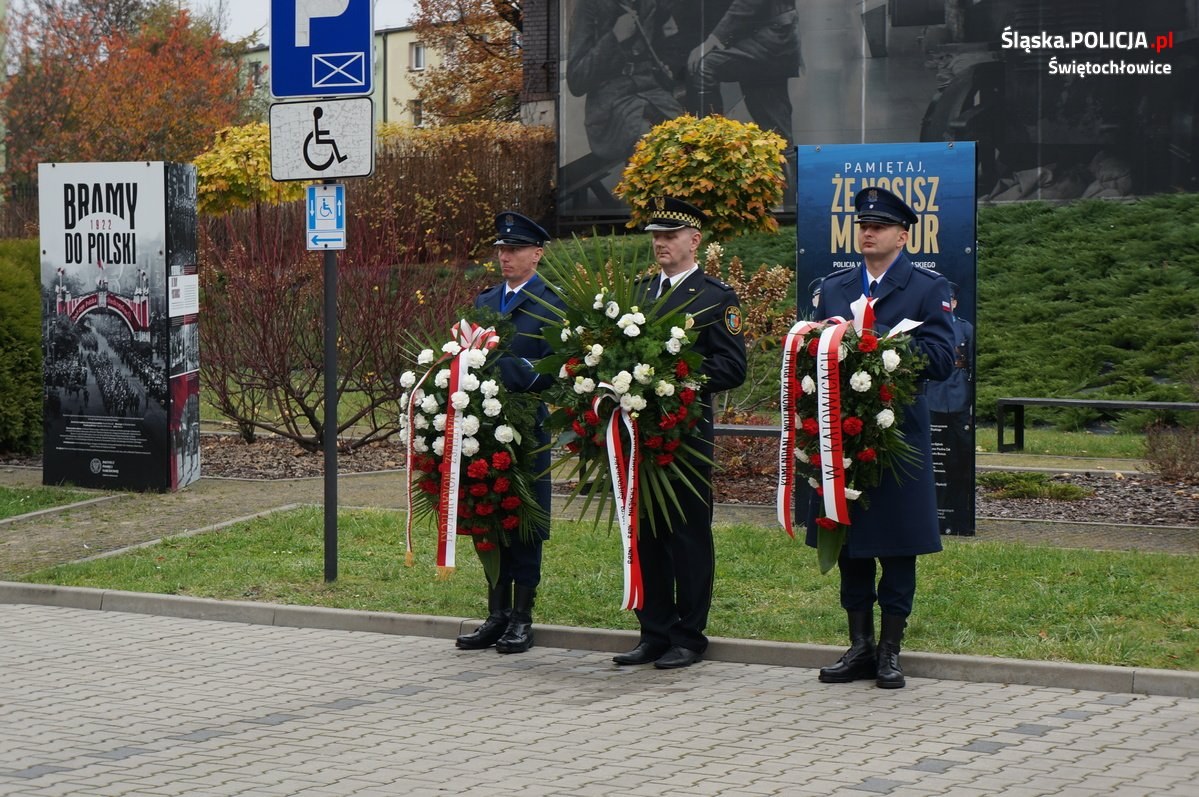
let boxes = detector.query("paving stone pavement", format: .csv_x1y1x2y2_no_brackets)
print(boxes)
2,602,1198,797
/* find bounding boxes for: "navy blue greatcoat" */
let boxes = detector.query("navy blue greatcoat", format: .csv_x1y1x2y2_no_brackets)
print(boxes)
805,254,956,558
474,275,564,587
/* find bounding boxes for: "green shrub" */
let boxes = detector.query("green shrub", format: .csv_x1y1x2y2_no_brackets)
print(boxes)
977,471,1092,500
0,239,42,454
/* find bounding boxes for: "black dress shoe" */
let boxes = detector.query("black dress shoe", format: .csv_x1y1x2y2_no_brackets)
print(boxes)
653,646,702,669
612,642,668,665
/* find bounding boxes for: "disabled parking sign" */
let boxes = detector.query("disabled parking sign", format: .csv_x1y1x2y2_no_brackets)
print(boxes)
269,97,375,181
307,184,346,250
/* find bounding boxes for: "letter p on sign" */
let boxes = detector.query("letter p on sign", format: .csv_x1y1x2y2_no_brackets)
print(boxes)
295,0,351,46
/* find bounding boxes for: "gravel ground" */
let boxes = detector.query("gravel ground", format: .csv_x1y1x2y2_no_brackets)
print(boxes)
187,435,1199,528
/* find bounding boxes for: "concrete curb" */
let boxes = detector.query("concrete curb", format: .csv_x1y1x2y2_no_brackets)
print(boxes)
4,580,1197,699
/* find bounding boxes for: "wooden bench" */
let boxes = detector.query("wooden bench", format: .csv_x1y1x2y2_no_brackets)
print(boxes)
996,397,1199,452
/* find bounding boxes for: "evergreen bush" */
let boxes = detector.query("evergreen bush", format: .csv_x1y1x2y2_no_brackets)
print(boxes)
0,240,42,454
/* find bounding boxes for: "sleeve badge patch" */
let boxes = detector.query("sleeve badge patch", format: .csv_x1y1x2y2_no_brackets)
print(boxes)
724,305,744,335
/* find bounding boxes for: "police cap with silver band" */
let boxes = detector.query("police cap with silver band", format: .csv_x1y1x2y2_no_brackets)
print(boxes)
854,186,918,229
493,211,550,247
644,196,707,231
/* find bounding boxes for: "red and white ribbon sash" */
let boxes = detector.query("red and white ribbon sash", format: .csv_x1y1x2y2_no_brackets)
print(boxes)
403,320,500,572
594,389,644,611
816,321,853,524
776,320,823,536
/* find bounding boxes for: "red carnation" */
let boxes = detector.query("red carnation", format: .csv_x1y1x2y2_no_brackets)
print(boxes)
493,477,510,494
572,420,587,437
663,438,680,452
566,442,581,453
458,504,473,518
675,360,689,378
475,540,496,552
501,496,521,510
474,502,495,516
565,357,582,377
564,406,577,418
419,478,439,494
879,384,893,402
857,448,877,463
455,527,473,537
815,516,839,530
645,435,664,450
501,515,520,530
471,526,488,536
469,483,489,497
655,453,675,466
659,414,678,430
801,417,819,436
842,416,864,435
808,338,820,356
810,453,822,466
679,388,696,405
584,410,600,426
857,333,879,353
491,452,512,470
675,406,689,422
466,459,490,479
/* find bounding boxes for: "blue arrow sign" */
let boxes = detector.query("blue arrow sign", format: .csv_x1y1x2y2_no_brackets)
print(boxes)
307,184,347,250
271,0,374,98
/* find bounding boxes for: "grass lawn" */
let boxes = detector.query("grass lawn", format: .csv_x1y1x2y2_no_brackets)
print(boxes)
21,506,1197,672
0,485,93,521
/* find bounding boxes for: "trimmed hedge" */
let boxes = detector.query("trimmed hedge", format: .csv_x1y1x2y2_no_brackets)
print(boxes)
0,239,42,454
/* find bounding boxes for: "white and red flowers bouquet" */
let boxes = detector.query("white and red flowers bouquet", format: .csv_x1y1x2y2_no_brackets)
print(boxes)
535,243,708,609
777,309,926,573
398,314,546,587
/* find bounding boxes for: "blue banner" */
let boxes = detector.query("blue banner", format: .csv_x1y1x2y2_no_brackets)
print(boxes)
796,141,977,535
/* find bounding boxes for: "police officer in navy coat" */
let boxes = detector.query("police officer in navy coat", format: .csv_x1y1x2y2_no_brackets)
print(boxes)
612,197,747,670
925,282,974,415
807,187,956,688
456,211,564,654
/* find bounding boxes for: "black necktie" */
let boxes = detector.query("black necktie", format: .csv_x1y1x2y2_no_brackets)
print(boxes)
504,290,516,306
869,280,879,297
658,277,670,298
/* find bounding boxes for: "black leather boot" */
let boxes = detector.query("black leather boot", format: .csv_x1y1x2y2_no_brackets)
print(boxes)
818,610,877,683
495,584,535,654
876,614,907,689
455,582,511,650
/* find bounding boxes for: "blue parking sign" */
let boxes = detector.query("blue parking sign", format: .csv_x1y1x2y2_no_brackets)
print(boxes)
271,0,374,98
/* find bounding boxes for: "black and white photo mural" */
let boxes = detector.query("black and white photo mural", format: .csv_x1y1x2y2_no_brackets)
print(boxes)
555,0,1197,220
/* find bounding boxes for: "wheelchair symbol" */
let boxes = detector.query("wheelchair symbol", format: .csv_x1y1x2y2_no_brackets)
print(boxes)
303,107,348,171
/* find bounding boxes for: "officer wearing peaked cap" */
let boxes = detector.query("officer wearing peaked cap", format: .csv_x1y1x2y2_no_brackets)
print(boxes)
612,197,747,671
808,186,956,689
456,211,564,655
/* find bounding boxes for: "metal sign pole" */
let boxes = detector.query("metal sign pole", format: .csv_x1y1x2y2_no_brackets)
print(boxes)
323,190,338,582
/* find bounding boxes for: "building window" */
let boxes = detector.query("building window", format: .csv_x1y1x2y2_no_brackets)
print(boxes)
409,42,426,71
410,100,424,127
247,61,265,89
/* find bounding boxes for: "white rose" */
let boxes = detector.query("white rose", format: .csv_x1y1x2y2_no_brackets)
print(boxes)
400,391,411,407
843,458,853,469
876,408,895,429
494,425,515,444
461,373,480,392
633,363,654,384
398,427,409,443
619,394,637,412
850,371,872,392
433,413,447,432
617,313,633,329
801,375,816,394
664,338,682,355
482,397,502,417
683,380,701,391
605,301,620,319
442,341,462,356
796,448,810,463
420,394,440,414
807,477,820,489
480,379,499,399
593,293,605,310
670,326,686,340
462,415,481,436
845,488,862,500
432,437,445,456
466,350,487,369
611,371,633,394
461,436,480,457
417,349,435,365
838,344,849,362
450,391,470,410
558,364,569,379
434,368,450,389
560,327,572,342
399,371,416,389
632,312,646,325
574,376,596,394
882,349,901,372
654,380,675,397
623,324,641,338
412,436,429,453
684,314,695,330
575,325,585,336
414,414,429,430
